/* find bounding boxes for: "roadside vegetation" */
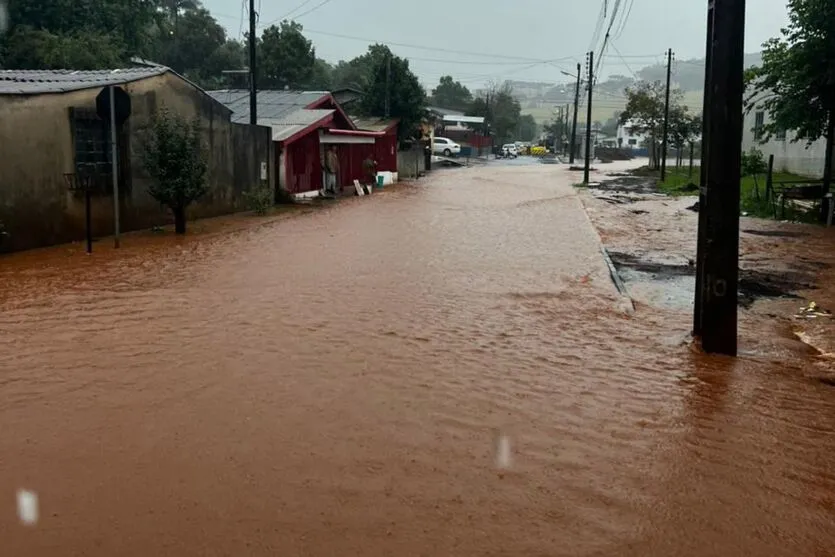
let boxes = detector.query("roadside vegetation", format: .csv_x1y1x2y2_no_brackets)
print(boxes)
650,159,816,222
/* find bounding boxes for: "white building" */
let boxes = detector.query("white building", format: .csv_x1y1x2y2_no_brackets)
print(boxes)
616,120,647,149
742,91,831,178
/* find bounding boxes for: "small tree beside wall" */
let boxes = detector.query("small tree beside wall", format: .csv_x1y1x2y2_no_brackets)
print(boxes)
142,107,208,234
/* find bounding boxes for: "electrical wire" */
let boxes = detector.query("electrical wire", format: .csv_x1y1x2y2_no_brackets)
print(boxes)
292,0,337,20
237,0,247,40
587,2,608,54
260,0,333,28
610,42,638,80
304,28,582,63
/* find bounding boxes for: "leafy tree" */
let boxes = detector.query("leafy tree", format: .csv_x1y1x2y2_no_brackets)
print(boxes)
331,57,372,90
468,83,521,145
142,107,208,235
154,5,227,80
199,39,247,88
1,0,158,67
258,20,316,90
307,58,334,90
518,114,538,142
431,75,473,111
620,81,683,169
747,0,835,211
2,27,125,69
543,110,573,150
600,113,621,138
359,45,425,141
668,108,701,166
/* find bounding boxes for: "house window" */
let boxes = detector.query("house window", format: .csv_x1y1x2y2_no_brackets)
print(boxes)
754,111,765,140
71,107,111,171
628,138,637,146
776,127,786,141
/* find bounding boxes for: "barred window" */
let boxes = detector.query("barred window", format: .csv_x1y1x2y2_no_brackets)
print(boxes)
70,108,111,172
754,111,765,140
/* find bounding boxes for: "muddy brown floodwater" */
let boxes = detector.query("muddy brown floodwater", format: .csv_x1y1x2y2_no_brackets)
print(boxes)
2,161,835,556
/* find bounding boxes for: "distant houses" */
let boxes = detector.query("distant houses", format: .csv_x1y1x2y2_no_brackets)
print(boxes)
0,68,404,253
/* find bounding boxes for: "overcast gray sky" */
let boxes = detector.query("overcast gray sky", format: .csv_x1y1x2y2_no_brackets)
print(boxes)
204,0,790,87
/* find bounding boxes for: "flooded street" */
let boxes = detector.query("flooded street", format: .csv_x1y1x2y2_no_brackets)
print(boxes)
2,161,835,556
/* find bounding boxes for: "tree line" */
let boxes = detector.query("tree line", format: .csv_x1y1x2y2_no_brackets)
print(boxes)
0,0,538,145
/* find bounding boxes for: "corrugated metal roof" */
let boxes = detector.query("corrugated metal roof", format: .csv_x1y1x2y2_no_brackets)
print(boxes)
208,89,331,124
352,117,399,132
259,108,335,142
427,106,465,116
0,67,168,95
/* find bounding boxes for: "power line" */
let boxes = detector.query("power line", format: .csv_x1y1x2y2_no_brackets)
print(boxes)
610,42,638,79
303,28,582,63
260,0,335,28
588,2,608,53
292,0,337,20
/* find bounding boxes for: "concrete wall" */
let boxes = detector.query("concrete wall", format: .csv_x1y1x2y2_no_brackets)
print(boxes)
742,96,830,178
397,148,426,179
0,72,273,253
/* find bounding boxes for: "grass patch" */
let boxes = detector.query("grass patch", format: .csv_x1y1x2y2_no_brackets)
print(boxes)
656,166,701,196
638,166,819,221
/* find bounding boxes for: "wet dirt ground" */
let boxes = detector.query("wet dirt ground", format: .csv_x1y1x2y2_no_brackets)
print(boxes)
2,160,835,556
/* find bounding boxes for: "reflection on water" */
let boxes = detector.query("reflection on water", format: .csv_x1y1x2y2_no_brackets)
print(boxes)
1,164,834,556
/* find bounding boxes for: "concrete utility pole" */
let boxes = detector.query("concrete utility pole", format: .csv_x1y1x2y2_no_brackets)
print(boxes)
583,52,594,184
570,63,581,164
694,0,746,356
248,0,257,125
660,48,673,181
555,105,562,154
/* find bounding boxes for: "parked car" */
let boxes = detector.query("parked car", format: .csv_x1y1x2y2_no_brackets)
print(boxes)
433,137,461,157
501,144,519,158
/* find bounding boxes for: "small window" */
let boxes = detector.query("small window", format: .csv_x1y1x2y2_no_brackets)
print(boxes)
628,138,637,146
71,107,111,170
754,111,765,140
776,127,786,141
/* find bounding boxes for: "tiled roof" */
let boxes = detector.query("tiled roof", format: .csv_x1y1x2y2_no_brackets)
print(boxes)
259,108,335,142
0,67,168,95
207,89,331,124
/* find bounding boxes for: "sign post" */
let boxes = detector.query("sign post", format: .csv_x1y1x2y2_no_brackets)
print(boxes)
96,86,131,248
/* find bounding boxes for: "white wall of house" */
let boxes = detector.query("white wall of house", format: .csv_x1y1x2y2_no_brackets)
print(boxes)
616,121,647,149
742,96,830,178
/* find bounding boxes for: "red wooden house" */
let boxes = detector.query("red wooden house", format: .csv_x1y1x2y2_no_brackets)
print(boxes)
208,90,399,197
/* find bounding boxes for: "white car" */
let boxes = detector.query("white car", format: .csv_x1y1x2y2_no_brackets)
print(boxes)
502,144,519,157
433,137,461,157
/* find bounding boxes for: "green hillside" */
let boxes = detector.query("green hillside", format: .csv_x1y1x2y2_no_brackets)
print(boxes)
523,90,704,126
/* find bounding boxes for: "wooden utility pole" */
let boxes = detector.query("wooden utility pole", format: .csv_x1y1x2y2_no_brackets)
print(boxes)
109,86,120,249
583,52,594,184
570,63,580,164
694,2,715,337
565,103,571,154
248,0,257,125
384,55,392,118
660,48,673,181
694,0,746,356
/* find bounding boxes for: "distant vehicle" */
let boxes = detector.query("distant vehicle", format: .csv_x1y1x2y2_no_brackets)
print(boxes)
501,144,519,158
433,137,461,157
